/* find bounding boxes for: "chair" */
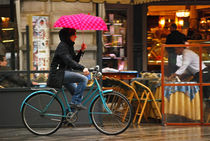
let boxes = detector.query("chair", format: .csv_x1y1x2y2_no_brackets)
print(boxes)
131,80,162,124
115,79,140,104
103,77,141,123
207,115,210,123
204,98,210,123
103,77,121,92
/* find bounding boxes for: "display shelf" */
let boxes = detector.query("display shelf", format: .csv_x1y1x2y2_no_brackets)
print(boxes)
106,23,123,26
102,10,127,70
102,57,124,60
104,45,124,48
103,34,123,36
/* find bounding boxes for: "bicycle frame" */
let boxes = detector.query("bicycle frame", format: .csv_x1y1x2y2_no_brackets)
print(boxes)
20,75,113,124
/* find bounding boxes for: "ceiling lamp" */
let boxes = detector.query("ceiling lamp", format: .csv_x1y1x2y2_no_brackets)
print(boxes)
159,17,165,28
176,10,190,17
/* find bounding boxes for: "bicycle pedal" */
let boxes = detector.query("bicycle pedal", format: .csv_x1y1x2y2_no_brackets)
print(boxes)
67,123,76,128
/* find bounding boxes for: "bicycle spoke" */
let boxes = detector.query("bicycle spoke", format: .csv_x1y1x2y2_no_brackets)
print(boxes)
22,93,64,135
90,91,133,135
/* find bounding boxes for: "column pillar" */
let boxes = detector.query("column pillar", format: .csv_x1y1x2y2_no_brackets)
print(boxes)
189,5,198,30
133,4,148,72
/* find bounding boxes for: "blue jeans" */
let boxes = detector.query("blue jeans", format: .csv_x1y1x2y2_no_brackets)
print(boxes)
63,71,88,104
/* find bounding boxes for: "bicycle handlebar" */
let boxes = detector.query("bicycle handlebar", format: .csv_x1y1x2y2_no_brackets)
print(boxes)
88,65,102,78
88,65,100,72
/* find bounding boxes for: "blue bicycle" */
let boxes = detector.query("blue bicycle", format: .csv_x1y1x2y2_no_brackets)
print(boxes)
20,66,133,135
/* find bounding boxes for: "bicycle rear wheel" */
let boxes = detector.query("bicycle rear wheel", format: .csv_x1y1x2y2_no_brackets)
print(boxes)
90,91,133,135
21,93,64,135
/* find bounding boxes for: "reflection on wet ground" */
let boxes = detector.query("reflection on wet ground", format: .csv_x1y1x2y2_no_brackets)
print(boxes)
0,124,209,141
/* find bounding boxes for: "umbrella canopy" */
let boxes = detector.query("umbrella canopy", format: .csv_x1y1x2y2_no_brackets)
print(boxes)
54,13,107,31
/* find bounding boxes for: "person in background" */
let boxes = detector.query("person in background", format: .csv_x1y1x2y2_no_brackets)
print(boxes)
0,32,6,56
0,55,36,88
47,28,89,110
187,28,194,40
166,23,187,75
169,47,210,99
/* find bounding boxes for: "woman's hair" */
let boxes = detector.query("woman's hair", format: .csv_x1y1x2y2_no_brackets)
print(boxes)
59,28,76,43
68,28,76,37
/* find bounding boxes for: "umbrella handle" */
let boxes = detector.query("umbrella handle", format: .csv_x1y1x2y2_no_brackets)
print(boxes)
82,30,84,44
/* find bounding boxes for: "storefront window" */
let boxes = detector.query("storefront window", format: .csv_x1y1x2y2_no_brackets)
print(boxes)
161,44,210,124
0,15,50,88
147,5,210,72
102,9,127,72
0,17,20,71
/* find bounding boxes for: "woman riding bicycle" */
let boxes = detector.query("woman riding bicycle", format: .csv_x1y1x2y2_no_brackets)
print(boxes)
47,28,89,110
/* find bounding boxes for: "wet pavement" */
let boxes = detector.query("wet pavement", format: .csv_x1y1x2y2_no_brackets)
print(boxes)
0,124,209,141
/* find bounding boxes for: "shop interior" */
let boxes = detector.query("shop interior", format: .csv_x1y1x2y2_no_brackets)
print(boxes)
102,9,127,72
147,5,210,72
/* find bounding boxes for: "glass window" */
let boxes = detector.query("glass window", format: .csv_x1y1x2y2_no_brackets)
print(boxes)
102,9,127,71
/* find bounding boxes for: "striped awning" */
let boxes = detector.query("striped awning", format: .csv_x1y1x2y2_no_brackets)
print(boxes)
49,0,163,4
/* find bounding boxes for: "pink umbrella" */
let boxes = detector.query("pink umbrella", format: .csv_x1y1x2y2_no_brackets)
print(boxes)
54,13,107,31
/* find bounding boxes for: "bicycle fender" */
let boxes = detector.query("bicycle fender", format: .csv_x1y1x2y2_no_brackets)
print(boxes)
20,90,64,112
102,89,113,94
88,89,113,123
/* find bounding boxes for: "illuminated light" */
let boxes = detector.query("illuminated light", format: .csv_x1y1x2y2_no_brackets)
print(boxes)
176,10,190,17
148,54,151,57
178,20,184,26
1,17,10,22
2,40,14,43
175,17,179,26
168,19,171,23
2,28,14,31
200,20,206,24
159,17,165,28
147,47,152,50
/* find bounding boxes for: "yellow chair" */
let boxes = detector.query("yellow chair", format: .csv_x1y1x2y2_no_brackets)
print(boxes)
131,80,162,124
114,79,140,103
104,77,142,123
204,99,210,123
103,77,138,122
207,115,210,123
103,77,122,92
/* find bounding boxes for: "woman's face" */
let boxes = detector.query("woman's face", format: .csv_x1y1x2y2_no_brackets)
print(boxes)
70,33,77,42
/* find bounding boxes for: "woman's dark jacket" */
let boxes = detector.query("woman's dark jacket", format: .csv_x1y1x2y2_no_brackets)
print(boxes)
47,29,85,88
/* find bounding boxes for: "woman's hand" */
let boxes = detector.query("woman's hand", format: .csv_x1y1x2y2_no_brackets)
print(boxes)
83,68,89,76
81,43,87,52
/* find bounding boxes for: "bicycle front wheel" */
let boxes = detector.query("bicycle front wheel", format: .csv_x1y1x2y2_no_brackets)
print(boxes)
21,93,64,135
90,91,133,135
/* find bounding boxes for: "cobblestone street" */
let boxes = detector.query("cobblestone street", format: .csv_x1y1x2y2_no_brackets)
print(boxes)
0,124,209,141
